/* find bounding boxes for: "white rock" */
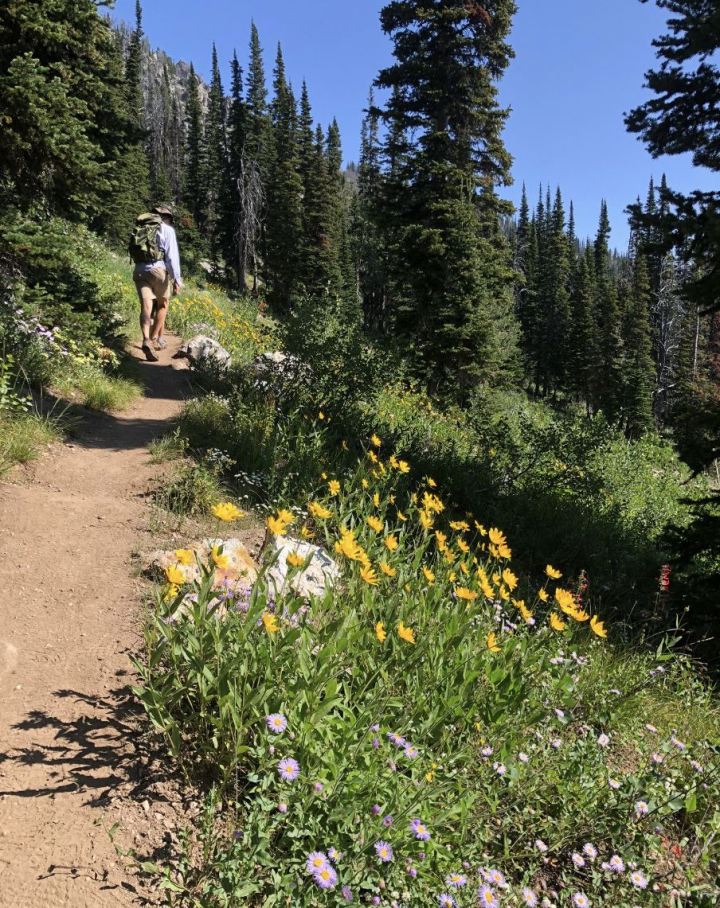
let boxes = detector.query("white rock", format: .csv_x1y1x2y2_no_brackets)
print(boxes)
174,335,232,370
265,536,341,601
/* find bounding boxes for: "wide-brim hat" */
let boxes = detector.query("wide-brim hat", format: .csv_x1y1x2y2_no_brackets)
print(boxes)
153,204,175,221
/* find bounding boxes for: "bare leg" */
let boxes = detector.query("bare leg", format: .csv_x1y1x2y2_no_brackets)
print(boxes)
140,293,154,343
150,297,169,342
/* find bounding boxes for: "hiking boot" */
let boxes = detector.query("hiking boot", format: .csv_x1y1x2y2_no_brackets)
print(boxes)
142,343,159,363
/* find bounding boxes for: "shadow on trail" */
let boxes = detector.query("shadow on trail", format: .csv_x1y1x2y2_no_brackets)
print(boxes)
0,683,173,807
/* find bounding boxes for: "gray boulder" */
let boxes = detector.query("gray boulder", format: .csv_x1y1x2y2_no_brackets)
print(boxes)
265,536,341,601
173,334,232,370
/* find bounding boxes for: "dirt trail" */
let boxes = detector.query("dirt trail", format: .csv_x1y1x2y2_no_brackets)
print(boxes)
0,337,189,907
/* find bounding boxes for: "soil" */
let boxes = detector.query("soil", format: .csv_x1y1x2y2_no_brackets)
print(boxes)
0,336,194,907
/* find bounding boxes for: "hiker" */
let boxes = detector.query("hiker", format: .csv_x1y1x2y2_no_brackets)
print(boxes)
129,205,183,362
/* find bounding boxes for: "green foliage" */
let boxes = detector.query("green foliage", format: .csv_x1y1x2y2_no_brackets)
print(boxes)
136,455,720,906
54,365,142,413
153,461,226,517
0,412,61,475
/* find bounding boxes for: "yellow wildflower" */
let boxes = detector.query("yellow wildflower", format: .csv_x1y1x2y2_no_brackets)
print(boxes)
397,459,410,474
555,587,577,616
590,615,608,638
545,564,562,580
460,562,469,576
286,552,305,568
328,479,341,496
375,621,387,643
373,491,381,508
334,529,365,562
457,539,470,555
389,454,399,469
367,515,384,533
502,568,518,591
443,548,456,564
474,521,487,536
549,613,567,632
371,434,382,448
212,502,244,522
486,631,501,653
397,511,408,522
361,564,379,586
175,548,194,566
301,525,312,539
450,520,470,532
449,571,457,582
455,586,478,602
362,479,369,489
384,535,399,552
538,588,549,602
278,508,295,525
368,450,378,464
422,566,435,584
262,612,280,634
489,527,508,547
165,564,185,586
267,516,287,535
497,544,512,560
308,501,332,519
211,546,230,570
163,584,179,603
379,561,397,578
397,622,416,644
427,477,437,488
499,585,510,601
573,608,591,622
318,411,325,421
516,600,534,624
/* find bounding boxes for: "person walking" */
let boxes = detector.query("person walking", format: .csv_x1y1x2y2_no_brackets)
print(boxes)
129,204,183,362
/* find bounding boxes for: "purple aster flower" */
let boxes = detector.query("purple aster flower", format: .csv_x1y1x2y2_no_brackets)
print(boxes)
407,866,417,878
572,852,586,868
481,745,494,757
554,708,565,719
266,712,288,734
608,778,620,790
635,800,649,818
371,899,381,906
522,888,538,907
277,802,288,813
446,872,467,887
478,884,498,907
404,744,419,759
519,752,530,763
383,815,394,828
410,818,431,841
535,839,548,853
277,757,300,781
306,851,330,874
328,847,341,863
629,870,649,889
582,843,597,860
551,738,562,750
651,752,664,765
313,865,338,890
493,762,507,776
342,884,354,901
371,723,380,731
372,804,382,815
313,782,324,793
597,733,610,748
690,759,704,773
375,840,394,862
671,735,686,751
387,732,406,747
487,869,507,888
372,737,381,749
572,893,590,908
439,895,456,908
602,855,625,874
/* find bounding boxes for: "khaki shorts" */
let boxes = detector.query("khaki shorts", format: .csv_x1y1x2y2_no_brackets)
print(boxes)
133,265,171,306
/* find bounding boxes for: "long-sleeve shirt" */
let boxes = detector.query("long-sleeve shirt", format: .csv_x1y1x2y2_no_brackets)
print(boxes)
135,222,182,282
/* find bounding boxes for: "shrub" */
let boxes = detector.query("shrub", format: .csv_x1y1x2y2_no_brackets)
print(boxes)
136,449,720,907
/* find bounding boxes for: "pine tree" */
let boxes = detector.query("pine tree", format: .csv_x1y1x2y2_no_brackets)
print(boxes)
591,202,624,420
205,44,228,262
622,255,656,436
183,63,207,234
375,0,520,397
569,250,596,409
221,50,248,288
264,45,303,309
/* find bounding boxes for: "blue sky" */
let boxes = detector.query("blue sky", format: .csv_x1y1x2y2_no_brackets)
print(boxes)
111,0,714,249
